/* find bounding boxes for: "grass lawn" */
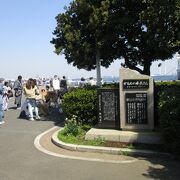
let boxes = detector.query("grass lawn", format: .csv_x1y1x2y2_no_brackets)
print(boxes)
58,129,105,146
58,129,166,152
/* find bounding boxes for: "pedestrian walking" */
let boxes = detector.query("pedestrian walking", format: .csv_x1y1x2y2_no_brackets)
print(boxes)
13,75,23,109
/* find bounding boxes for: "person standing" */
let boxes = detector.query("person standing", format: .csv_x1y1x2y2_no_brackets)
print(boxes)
60,76,68,97
79,77,87,87
23,79,40,121
88,77,96,86
52,75,61,98
0,80,5,124
13,75,23,109
52,75,60,92
2,81,11,111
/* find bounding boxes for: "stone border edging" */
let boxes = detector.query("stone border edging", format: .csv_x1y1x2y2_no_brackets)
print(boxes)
51,129,172,157
34,126,138,164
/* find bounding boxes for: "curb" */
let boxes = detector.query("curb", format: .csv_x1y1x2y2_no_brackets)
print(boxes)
34,126,138,164
51,129,172,158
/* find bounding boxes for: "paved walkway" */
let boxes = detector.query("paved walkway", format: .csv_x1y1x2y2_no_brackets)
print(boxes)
0,99,180,180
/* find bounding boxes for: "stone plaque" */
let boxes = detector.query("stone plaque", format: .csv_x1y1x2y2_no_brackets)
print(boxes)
98,89,120,129
125,93,147,124
120,68,154,130
123,79,149,90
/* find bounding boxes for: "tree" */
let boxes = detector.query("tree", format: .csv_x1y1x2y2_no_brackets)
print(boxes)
109,0,179,75
51,0,116,86
51,0,179,76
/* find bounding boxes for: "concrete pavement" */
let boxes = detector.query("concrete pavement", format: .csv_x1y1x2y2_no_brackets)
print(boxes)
0,98,180,180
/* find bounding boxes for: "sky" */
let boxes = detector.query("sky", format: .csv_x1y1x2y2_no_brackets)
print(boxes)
0,0,178,80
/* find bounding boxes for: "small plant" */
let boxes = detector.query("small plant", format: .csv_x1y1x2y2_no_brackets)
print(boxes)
58,116,105,146
63,115,79,136
121,151,130,156
81,124,92,131
127,144,135,149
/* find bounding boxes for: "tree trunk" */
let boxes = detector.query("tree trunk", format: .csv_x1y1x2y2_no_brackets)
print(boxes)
124,56,143,74
143,60,151,76
96,50,101,87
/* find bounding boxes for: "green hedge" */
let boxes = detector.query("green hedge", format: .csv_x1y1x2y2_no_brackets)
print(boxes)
156,81,180,156
62,87,98,125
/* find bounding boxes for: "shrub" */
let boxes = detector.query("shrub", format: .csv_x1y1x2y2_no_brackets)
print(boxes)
156,81,180,156
62,87,98,126
81,84,99,90
102,82,119,88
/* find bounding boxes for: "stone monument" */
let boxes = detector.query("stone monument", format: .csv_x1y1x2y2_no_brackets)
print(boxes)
119,68,154,130
97,88,120,129
85,69,161,144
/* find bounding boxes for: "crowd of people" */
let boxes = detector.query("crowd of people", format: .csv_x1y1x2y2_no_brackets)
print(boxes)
0,75,68,124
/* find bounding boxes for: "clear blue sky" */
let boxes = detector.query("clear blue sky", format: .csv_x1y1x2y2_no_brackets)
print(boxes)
0,0,178,80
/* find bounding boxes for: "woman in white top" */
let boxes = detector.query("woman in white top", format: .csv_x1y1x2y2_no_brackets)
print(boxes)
2,81,11,111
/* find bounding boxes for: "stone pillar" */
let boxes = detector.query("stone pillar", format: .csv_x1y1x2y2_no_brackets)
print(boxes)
119,68,154,131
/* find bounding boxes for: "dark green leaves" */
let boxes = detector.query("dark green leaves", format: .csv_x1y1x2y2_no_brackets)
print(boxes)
51,0,179,75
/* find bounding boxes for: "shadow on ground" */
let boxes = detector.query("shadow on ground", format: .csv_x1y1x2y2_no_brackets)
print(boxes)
140,156,180,180
17,105,65,127
8,107,18,110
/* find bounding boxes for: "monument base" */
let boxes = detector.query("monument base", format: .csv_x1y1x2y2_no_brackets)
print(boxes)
85,128,162,145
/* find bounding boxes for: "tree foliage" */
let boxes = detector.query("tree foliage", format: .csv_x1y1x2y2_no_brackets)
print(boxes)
51,0,115,71
51,0,179,75
107,0,180,75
